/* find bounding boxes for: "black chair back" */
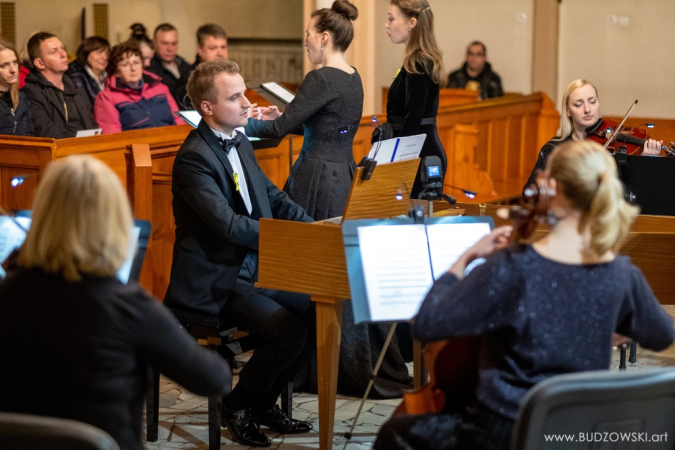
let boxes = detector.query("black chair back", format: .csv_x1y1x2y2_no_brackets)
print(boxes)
0,412,120,450
512,368,675,449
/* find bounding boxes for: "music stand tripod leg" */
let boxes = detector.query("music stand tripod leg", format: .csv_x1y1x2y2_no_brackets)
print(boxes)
342,322,398,449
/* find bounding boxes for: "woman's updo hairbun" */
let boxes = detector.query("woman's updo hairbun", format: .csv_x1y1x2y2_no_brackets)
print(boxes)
332,0,358,21
130,23,147,37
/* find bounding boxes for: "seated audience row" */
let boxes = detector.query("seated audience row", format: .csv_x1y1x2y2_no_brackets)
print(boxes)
0,21,229,138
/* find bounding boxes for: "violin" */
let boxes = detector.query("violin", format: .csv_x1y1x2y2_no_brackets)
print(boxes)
394,178,553,416
585,118,675,157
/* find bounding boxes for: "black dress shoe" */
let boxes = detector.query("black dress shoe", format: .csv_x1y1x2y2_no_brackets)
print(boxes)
256,404,313,434
221,408,271,447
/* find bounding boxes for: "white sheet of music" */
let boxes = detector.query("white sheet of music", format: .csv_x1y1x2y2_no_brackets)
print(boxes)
355,221,492,322
261,82,296,104
368,134,426,164
426,222,491,279
357,224,434,322
0,216,29,278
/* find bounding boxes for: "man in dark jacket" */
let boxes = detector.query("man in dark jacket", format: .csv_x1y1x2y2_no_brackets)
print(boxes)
164,60,314,448
147,23,191,109
447,41,503,100
22,32,98,139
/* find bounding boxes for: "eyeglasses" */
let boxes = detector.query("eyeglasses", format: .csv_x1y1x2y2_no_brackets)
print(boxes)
118,60,142,69
467,52,485,57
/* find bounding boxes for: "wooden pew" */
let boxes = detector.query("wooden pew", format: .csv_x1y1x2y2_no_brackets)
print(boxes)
353,92,559,204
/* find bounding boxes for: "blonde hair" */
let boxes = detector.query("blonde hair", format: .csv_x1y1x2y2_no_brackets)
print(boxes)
556,79,598,141
390,0,446,87
547,140,638,256
0,38,20,110
18,155,133,282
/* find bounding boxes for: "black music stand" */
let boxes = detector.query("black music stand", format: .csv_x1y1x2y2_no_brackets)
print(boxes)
613,153,675,216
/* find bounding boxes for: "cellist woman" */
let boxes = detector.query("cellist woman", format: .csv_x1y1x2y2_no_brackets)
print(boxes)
375,140,674,450
524,79,663,189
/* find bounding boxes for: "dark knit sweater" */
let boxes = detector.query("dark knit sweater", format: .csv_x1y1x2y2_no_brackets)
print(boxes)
0,269,231,450
415,245,674,420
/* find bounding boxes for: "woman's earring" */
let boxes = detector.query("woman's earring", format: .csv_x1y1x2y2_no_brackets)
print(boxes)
320,44,324,52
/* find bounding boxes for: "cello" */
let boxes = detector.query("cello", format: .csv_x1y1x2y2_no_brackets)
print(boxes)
394,175,555,415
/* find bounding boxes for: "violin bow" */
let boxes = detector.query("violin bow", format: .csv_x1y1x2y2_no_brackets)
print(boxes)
604,100,638,151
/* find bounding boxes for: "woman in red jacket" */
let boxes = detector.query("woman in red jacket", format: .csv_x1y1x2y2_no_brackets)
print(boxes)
94,41,184,134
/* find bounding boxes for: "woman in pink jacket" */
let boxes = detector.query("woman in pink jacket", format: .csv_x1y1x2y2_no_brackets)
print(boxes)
94,42,184,134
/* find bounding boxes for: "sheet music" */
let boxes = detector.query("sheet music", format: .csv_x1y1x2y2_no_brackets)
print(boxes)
426,223,491,279
0,216,29,278
357,225,433,322
261,82,296,104
116,226,141,284
368,134,426,164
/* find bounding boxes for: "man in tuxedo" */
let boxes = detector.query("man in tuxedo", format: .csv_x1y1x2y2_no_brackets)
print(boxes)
164,60,314,447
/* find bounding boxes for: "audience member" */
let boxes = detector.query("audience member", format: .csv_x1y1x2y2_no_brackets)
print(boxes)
147,23,191,108
94,42,184,134
22,32,98,138
193,23,229,66
0,155,232,450
447,41,503,99
127,22,154,68
18,33,36,89
164,60,315,447
375,140,674,450
0,38,34,135
66,36,110,108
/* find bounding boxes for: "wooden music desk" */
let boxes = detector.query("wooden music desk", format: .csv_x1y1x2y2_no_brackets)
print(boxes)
257,159,421,449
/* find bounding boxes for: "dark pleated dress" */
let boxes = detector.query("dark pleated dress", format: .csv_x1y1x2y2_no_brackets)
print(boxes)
245,66,364,220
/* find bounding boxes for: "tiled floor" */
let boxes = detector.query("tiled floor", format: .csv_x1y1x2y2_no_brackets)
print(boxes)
145,306,675,449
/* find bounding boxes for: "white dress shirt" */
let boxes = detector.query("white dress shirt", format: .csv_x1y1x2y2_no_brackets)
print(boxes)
211,127,253,215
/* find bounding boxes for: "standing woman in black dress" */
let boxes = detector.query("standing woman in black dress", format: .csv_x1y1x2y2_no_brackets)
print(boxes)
385,0,446,198
246,0,364,220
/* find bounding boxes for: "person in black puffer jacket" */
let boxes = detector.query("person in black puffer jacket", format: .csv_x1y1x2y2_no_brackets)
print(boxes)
0,38,34,136
447,41,503,100
22,32,98,139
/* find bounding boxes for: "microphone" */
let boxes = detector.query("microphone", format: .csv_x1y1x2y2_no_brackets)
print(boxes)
339,115,383,181
445,185,477,199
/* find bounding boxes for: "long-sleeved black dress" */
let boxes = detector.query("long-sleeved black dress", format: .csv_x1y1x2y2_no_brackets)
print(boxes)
245,66,364,220
386,62,446,198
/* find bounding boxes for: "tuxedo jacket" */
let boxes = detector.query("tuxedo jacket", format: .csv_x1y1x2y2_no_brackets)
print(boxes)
164,120,313,316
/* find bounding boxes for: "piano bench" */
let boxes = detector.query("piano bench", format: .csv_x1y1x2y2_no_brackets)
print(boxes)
145,308,293,450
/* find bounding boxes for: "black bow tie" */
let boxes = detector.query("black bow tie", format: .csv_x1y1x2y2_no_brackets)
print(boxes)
220,132,242,154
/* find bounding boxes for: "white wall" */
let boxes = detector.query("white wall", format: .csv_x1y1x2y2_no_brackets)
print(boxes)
433,0,534,95
559,0,675,118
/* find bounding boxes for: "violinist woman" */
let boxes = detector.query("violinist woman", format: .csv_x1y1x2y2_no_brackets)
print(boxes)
385,0,446,198
375,140,674,450
525,79,662,187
